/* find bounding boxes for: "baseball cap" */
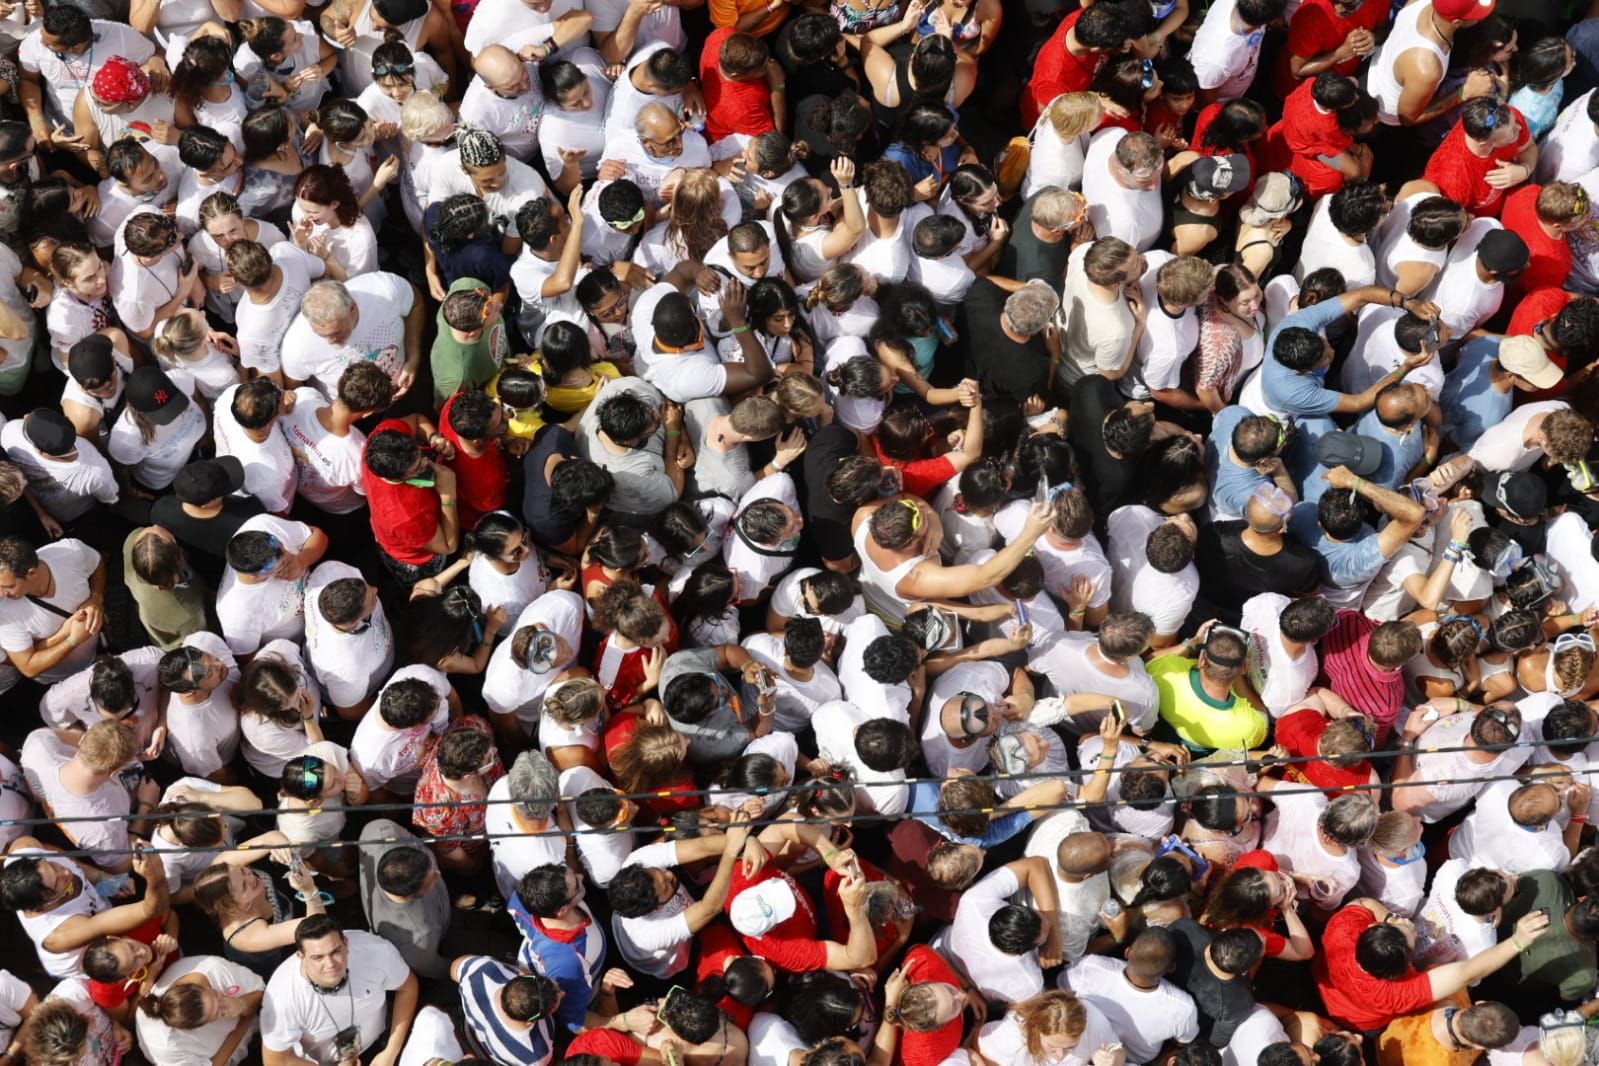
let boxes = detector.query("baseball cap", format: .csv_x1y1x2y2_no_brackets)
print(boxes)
172,456,245,504
1478,229,1530,275
1188,154,1252,199
125,366,189,426
67,335,116,387
24,409,77,457
1498,335,1563,389
1239,172,1301,226
1313,431,1384,478
729,877,797,937
372,0,429,25
1433,0,1495,21
1481,469,1547,520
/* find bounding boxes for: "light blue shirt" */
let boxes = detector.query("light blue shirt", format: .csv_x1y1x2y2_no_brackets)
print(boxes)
1353,410,1426,488
1440,336,1513,449
1262,298,1348,418
1288,500,1385,593
906,779,1031,847
1204,405,1270,516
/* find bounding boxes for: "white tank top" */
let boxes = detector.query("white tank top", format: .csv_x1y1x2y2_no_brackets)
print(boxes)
1370,1,1448,126
852,516,929,624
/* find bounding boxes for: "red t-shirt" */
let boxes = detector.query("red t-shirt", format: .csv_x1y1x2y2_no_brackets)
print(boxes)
1227,851,1289,957
1260,78,1351,198
870,436,957,499
700,27,775,142
1144,98,1195,147
1423,108,1532,218
601,712,700,819
725,864,830,973
439,393,509,530
1190,104,1257,194
87,912,172,1010
821,858,900,959
1313,904,1434,1031
1508,286,1574,403
1274,0,1387,96
884,819,962,923
593,591,680,706
1275,708,1374,791
1501,184,1574,293
1023,10,1099,127
695,922,758,1029
897,946,964,1066
362,418,443,565
566,1028,644,1065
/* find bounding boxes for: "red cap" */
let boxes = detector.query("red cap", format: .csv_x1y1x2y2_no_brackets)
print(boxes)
1432,0,1495,22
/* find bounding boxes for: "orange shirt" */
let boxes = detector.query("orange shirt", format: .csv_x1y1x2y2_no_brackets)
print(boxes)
1377,993,1476,1066
708,0,786,36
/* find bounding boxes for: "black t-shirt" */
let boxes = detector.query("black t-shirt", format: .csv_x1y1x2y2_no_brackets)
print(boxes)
523,425,580,550
1488,509,1548,556
955,279,1050,405
1169,918,1257,1047
773,24,858,102
995,193,1071,289
150,495,265,562
801,424,860,565
1069,375,1134,514
1194,521,1322,624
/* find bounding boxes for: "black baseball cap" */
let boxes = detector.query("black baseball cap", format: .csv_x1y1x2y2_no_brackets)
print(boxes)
1312,431,1383,478
24,409,77,457
1481,470,1547,520
172,456,244,504
66,335,116,387
125,366,189,426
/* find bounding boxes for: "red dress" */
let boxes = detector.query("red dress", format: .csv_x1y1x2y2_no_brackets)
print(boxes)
700,27,776,142
1422,108,1532,218
1023,9,1099,127
1260,78,1352,198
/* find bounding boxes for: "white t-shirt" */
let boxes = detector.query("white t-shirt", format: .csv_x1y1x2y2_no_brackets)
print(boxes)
740,631,841,731
1188,0,1263,99
39,645,162,744
468,554,548,624
1547,511,1599,614
997,503,1114,610
348,664,450,793
1259,787,1360,907
463,0,585,55
1221,1006,1291,1066
1240,593,1319,715
0,421,117,523
835,614,912,723
1021,808,1102,962
1062,955,1201,1064
942,866,1042,1005
109,219,185,335
19,728,131,866
280,272,415,398
0,970,33,1054
19,21,155,125
106,368,208,490
1467,400,1569,472
1128,250,1198,399
0,538,100,683
239,639,319,778
560,764,634,887
812,699,908,816
923,661,1009,777
213,382,297,513
236,244,326,374
278,388,367,515
303,560,394,708
1082,129,1162,252
1355,845,1428,920
748,1013,808,1066
6,848,105,977
1296,195,1376,287
1538,89,1599,182
459,67,545,161
260,931,411,1065
1414,858,1500,968
138,955,264,1066
1106,505,1199,636
482,591,586,722
1451,778,1572,873
1340,307,1444,399
603,42,682,142
539,55,612,185
1032,633,1159,733
1061,242,1136,387
1409,711,1531,822
164,631,241,778
486,774,567,901
214,514,313,655
611,840,695,978
1427,216,1504,337
426,152,549,237
722,474,801,601
398,1006,463,1066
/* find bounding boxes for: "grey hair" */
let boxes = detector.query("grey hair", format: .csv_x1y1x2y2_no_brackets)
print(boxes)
1029,188,1078,231
509,749,560,822
635,101,676,137
299,281,355,328
1002,282,1060,336
1320,793,1379,848
400,91,453,143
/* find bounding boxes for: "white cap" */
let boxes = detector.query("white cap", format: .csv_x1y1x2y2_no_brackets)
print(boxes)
729,877,798,936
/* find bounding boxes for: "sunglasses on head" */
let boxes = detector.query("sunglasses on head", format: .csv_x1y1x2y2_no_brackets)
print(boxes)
1139,58,1156,89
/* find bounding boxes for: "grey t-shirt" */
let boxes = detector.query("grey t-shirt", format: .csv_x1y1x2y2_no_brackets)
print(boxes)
661,648,751,764
358,819,451,979
577,376,677,519
684,397,755,502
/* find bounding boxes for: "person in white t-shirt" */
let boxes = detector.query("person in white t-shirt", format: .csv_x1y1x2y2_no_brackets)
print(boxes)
1239,593,1334,715
560,765,636,887
459,45,544,162
1391,699,1531,822
213,378,297,514
0,846,168,979
349,664,454,797
462,0,591,57
19,13,157,129
278,365,389,516
1295,187,1386,288
739,619,840,732
1081,129,1164,253
1106,507,1199,646
1127,251,1210,402
1060,237,1145,389
1020,810,1106,963
109,208,200,341
280,273,423,400
159,631,241,780
598,106,713,208
995,489,1113,626
976,994,1120,1066
38,645,162,750
0,535,105,683
723,473,804,602
485,749,567,897
482,590,586,740
214,515,328,656
427,130,551,244
136,954,264,1066
1187,0,1278,101
259,920,417,1066
19,721,148,869
1450,775,1583,874
1062,931,1202,1064
107,366,209,492
0,410,118,527
937,859,1061,1007
811,699,913,816
1413,859,1510,969
1537,88,1599,182
1257,779,1377,912
1468,400,1591,473
303,561,395,718
226,239,330,378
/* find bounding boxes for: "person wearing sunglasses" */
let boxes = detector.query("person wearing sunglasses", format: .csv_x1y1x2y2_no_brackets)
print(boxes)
1421,96,1534,219
1391,697,1527,821
156,631,245,781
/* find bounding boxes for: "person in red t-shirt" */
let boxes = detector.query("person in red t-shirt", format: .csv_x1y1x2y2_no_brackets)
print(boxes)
1499,182,1588,293
887,945,979,1066
694,923,775,1029
1507,287,1580,402
1313,898,1548,1032
700,28,780,143
1204,851,1314,961
1022,3,1147,127
724,852,879,973
439,389,511,530
871,384,984,499
1274,697,1378,790
85,925,177,1015
1422,98,1535,218
362,417,460,585
1260,73,1370,197
1272,0,1384,97
1188,100,1265,193
564,1027,646,1065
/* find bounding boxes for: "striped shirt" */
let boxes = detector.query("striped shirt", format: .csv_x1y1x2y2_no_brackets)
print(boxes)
1314,610,1405,744
458,956,554,1066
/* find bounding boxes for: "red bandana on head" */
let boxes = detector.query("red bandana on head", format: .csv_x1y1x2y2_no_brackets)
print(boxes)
92,56,150,105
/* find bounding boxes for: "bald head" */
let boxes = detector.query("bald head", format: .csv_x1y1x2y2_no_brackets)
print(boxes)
1057,831,1111,878
1245,490,1289,534
1508,782,1560,828
474,45,530,97
1375,382,1427,430
636,102,679,140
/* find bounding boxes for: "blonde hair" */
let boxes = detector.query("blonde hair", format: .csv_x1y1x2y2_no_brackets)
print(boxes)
885,984,944,1032
152,311,207,365
1012,991,1088,1061
771,372,826,419
610,723,684,795
666,169,729,263
803,263,866,312
78,720,137,773
1046,93,1103,140
1367,810,1419,857
18,1000,89,1066
544,677,606,728
401,91,454,142
1538,1019,1588,1066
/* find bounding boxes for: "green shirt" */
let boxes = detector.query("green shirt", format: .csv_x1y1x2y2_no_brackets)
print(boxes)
1491,870,1597,1019
122,530,207,651
430,276,510,405
1149,653,1267,753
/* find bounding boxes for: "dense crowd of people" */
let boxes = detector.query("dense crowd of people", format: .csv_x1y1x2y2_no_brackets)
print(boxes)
2,0,1599,1063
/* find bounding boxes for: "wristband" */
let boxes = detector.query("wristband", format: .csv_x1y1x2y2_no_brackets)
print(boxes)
439,499,456,508
1449,539,1469,551
1512,937,1526,951
730,323,752,334
65,636,79,648
666,428,682,436
1575,816,1589,824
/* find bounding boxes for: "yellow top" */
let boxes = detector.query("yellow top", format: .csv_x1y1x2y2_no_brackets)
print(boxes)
1148,653,1267,752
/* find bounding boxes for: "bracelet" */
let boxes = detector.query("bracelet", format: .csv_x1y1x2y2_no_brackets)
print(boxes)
771,82,786,91
730,323,752,334
1070,607,1087,617
1449,539,1469,551
1512,937,1526,951
1575,816,1590,824
65,636,78,648
666,428,682,436
439,499,456,508
1454,697,1465,714
1352,477,1364,494
1389,289,1401,307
